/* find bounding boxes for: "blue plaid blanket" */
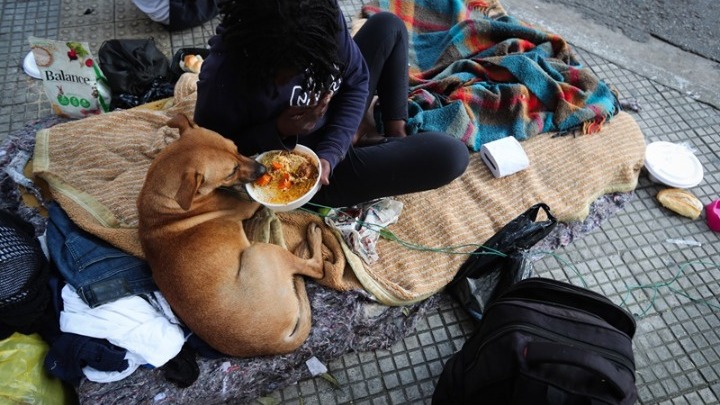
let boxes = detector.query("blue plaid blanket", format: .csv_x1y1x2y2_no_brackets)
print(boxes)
362,0,620,150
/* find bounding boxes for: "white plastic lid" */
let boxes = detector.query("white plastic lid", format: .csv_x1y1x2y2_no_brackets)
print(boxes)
645,141,703,188
23,51,41,79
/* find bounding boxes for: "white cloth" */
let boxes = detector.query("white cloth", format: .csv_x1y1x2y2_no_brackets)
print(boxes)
324,199,403,264
131,0,170,25
59,285,185,369
82,352,145,383
480,136,530,177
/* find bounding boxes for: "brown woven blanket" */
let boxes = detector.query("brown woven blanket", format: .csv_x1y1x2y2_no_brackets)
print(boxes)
358,113,645,304
32,73,646,305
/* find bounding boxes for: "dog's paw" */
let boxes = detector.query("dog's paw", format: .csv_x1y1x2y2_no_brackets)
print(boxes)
307,222,322,240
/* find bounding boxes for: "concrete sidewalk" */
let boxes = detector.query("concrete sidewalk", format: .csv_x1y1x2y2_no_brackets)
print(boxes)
1,0,718,404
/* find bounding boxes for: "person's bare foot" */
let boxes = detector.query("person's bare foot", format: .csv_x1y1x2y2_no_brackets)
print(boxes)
352,117,382,145
383,119,407,138
352,96,381,145
352,97,408,145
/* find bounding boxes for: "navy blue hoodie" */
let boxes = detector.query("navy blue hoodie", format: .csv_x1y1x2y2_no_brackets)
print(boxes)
194,9,369,171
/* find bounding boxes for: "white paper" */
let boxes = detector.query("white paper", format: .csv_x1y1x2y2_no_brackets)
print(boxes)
306,356,328,376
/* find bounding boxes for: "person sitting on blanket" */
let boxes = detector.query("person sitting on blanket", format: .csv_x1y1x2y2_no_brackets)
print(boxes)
194,0,470,208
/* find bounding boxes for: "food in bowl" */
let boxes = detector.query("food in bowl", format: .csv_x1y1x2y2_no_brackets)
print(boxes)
247,147,320,208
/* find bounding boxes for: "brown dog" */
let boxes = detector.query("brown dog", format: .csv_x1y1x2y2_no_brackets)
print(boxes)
137,113,325,357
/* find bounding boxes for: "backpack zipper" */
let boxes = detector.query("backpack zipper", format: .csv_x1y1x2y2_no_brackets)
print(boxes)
503,278,637,334
467,322,635,374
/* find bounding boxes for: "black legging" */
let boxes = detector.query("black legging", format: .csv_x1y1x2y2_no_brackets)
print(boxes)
311,12,470,208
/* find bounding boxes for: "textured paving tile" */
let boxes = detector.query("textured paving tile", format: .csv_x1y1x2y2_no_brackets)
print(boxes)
57,23,116,54
0,0,62,135
59,0,115,27
114,0,153,22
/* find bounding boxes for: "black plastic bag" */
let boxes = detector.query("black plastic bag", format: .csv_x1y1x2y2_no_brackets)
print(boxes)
446,203,557,320
113,79,175,109
98,38,171,97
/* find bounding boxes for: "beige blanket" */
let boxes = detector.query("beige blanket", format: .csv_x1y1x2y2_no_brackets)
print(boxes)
33,73,646,305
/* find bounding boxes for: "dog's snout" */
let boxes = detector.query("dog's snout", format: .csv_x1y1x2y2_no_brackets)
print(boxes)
255,163,267,177
234,156,268,184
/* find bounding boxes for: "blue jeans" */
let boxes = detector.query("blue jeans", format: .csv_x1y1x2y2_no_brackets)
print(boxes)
46,202,157,307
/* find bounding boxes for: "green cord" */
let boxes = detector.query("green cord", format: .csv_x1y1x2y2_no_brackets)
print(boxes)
300,202,719,317
619,260,720,317
530,250,588,288
299,203,507,257
527,250,719,317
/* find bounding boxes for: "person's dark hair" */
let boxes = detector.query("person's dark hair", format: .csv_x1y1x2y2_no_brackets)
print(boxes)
218,0,342,91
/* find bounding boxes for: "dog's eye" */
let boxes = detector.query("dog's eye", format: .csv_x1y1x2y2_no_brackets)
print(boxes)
226,164,239,179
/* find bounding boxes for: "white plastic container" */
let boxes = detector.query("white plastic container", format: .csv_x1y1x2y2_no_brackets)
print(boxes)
644,141,703,188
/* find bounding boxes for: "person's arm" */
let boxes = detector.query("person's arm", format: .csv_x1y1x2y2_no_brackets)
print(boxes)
313,13,369,171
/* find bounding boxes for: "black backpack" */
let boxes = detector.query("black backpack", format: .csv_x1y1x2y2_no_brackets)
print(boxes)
433,277,638,404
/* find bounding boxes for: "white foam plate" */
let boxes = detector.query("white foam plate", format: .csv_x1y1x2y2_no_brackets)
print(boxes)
23,51,41,79
644,141,703,188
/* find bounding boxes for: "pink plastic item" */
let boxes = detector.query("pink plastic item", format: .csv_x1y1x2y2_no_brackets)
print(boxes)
707,199,720,232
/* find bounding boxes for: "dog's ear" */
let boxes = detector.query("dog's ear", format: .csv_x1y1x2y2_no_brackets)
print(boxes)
167,113,196,135
174,171,204,211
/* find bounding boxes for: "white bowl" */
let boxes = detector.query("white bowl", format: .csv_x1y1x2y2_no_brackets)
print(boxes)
245,144,321,212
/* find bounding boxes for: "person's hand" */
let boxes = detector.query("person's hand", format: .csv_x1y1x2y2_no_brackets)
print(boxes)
276,92,332,138
319,158,331,186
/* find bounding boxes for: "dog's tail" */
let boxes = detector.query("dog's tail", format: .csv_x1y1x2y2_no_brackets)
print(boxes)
286,275,313,344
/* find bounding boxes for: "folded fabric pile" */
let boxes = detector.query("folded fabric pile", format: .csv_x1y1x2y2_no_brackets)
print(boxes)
1,203,217,388
362,0,620,150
